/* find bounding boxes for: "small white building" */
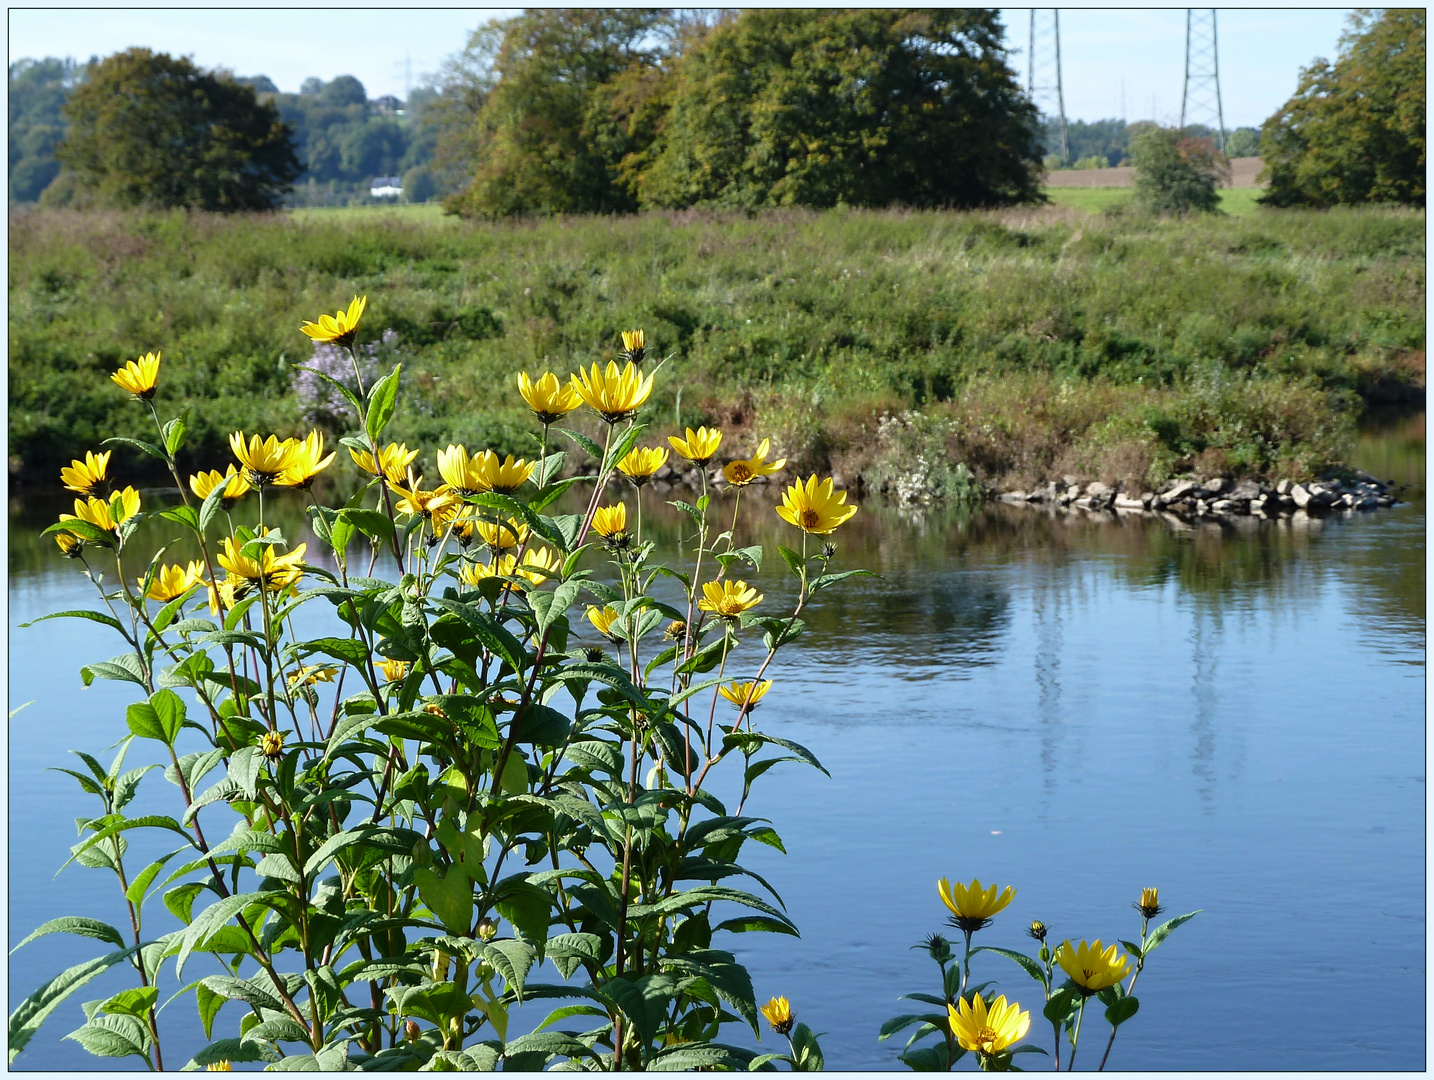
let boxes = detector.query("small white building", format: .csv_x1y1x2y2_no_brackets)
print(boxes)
370,176,403,198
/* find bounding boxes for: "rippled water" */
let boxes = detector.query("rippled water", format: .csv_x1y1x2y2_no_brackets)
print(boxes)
8,414,1424,1070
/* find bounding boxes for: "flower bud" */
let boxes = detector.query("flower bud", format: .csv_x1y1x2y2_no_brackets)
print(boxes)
259,730,285,761
1134,887,1164,920
477,916,499,942
1027,920,1048,942
404,1020,421,1043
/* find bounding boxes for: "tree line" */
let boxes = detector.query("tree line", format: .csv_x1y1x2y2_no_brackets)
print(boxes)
7,7,1424,214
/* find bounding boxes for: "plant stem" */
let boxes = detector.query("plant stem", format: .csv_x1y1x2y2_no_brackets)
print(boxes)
1067,997,1087,1071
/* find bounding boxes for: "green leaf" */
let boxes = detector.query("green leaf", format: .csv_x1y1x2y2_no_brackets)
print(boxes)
366,363,402,440
413,865,472,935
101,435,167,461
63,1013,151,1060
80,655,148,689
198,481,227,534
163,411,189,457
337,507,394,543
307,636,368,666
777,545,805,578
484,939,537,1002
1143,910,1201,955
970,945,1047,987
556,427,604,461
712,915,799,937
1043,987,1080,1025
10,917,126,953
97,985,157,1018
603,423,648,473
789,1022,824,1071
9,945,142,1062
1105,995,1139,1027
20,609,126,635
544,933,603,980
194,982,224,1040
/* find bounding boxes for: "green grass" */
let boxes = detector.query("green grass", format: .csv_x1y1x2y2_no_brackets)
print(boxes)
8,202,1423,491
1045,187,1266,215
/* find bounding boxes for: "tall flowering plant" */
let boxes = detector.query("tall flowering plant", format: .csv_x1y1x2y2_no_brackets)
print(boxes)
12,299,868,1070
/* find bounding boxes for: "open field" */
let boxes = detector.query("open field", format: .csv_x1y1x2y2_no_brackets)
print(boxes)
9,203,1423,494
1045,155,1266,188
1045,187,1266,215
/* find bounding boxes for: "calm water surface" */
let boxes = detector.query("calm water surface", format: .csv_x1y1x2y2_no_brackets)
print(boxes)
8,415,1424,1070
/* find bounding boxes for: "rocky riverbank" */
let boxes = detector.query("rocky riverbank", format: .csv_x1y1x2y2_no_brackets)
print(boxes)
996,471,1403,521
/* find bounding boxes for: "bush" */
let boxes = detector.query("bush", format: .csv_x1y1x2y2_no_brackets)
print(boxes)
1130,128,1227,214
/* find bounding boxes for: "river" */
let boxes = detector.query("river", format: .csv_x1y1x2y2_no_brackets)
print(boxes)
8,413,1424,1070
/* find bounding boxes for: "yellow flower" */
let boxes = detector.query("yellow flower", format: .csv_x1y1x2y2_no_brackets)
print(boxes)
587,605,620,639
63,487,141,535
217,532,307,592
1136,887,1164,920
475,516,529,550
619,328,646,364
389,473,456,521
667,426,722,466
436,444,486,496
377,658,410,683
592,503,628,539
775,474,858,535
516,546,562,586
570,360,653,423
948,993,1030,1057
460,554,517,587
206,575,251,616
718,679,772,710
111,351,161,400
475,451,536,495
189,465,251,509
205,1062,233,1072
1053,939,1131,995
938,878,1016,933
350,441,418,485
230,432,299,487
300,294,366,347
142,560,205,602
277,430,336,489
722,438,787,487
60,450,111,497
617,445,669,486
259,730,285,761
288,664,338,689
54,530,84,558
517,371,582,424
697,579,762,619
759,996,795,1036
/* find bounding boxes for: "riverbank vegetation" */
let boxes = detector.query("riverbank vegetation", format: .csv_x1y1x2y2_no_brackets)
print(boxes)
9,203,1424,495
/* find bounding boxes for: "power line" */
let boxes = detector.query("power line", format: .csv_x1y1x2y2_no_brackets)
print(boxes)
1028,9,1068,165
1181,10,1226,149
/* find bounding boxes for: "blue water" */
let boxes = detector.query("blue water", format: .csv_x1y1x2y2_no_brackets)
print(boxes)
8,420,1424,1070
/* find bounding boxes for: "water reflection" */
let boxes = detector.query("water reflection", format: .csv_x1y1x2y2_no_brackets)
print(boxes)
7,416,1425,1070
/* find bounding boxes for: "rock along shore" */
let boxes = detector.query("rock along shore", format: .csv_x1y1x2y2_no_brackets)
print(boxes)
995,471,1403,523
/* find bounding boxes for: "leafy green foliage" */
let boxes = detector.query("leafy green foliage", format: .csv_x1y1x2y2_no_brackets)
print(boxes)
8,57,86,201
12,322,875,1069
1131,126,1225,215
52,48,302,211
1260,10,1426,208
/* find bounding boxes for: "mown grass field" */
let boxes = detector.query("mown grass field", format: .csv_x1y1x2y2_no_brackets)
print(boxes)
9,202,1423,495
1045,187,1266,215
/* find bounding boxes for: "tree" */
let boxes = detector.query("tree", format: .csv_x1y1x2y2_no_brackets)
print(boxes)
8,57,87,202
1130,127,1226,214
636,9,1042,210
1223,126,1260,159
1259,9,1425,207
448,10,670,218
54,48,301,210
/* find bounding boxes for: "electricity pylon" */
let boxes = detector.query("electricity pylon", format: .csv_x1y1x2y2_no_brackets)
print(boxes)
1180,10,1226,150
1028,10,1069,165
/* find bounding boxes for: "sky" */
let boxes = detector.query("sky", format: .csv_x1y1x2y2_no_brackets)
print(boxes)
8,7,1354,129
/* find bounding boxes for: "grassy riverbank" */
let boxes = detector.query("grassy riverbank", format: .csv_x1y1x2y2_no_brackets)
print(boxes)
9,203,1423,494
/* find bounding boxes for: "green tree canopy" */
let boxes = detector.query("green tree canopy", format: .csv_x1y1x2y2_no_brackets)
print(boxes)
1131,127,1225,214
54,47,301,210
449,9,669,218
1259,9,1425,207
449,8,1042,217
8,56,86,202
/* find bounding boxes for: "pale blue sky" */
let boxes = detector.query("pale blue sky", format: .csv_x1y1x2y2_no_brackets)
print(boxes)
9,7,1353,128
